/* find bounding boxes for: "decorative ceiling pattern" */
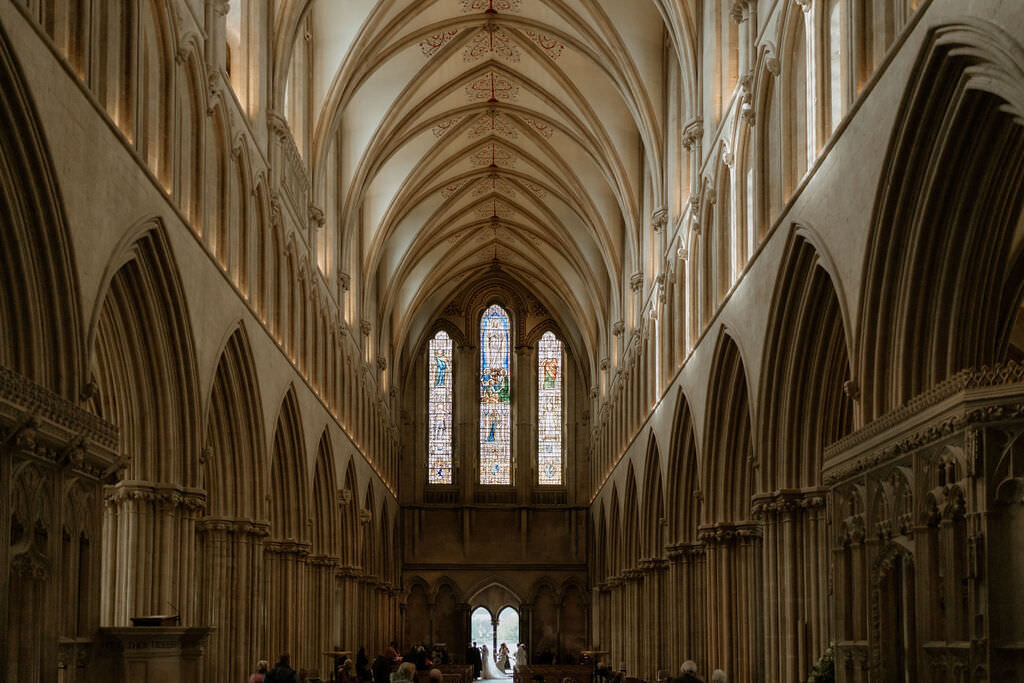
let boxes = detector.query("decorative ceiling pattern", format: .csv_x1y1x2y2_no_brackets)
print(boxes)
463,27,521,63
468,111,518,139
420,30,460,57
468,142,517,168
302,0,672,378
465,71,520,103
460,0,522,13
523,30,565,60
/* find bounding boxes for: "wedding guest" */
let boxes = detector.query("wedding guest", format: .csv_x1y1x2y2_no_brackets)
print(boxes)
249,659,269,683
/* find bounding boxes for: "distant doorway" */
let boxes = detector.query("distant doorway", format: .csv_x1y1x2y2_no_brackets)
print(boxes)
471,605,520,674
471,606,494,648
495,607,520,670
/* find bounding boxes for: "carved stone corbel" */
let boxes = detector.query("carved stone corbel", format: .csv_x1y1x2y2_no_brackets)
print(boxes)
652,207,668,232
681,119,704,150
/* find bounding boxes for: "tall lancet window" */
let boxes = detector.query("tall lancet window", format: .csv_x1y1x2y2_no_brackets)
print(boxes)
428,331,454,484
537,331,563,484
480,304,512,484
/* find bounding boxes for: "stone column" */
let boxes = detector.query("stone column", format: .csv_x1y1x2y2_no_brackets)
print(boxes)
102,482,207,626
335,566,356,651
264,540,311,666
641,559,668,679
515,343,534,497
458,343,476,495
519,602,533,662
699,523,761,682
196,517,269,683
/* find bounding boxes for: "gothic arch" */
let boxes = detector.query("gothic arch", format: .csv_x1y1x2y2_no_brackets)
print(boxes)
622,463,640,571
608,484,622,578
90,219,200,486
432,575,464,606
758,231,854,491
525,577,558,606
779,2,810,197
754,43,784,233
405,579,432,646
312,432,339,559
666,388,700,544
858,22,1024,421
702,330,754,524
699,332,760,681
197,325,268,683
361,483,377,575
90,219,202,627
0,20,82,400
269,386,309,542
202,323,267,520
640,435,665,560
755,231,852,680
340,462,360,567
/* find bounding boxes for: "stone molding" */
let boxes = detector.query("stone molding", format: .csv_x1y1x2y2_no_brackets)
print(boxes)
825,361,1024,461
263,539,313,556
751,488,827,518
696,521,762,544
195,517,271,537
824,401,1022,486
104,481,208,512
0,365,118,458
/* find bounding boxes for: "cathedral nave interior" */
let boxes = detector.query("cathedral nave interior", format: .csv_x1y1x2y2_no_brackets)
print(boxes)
1,0,1023,681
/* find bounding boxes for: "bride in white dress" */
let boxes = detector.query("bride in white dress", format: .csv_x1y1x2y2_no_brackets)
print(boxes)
480,644,502,679
514,644,527,672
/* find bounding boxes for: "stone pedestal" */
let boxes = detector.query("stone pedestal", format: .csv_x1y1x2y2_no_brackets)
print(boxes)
95,627,212,682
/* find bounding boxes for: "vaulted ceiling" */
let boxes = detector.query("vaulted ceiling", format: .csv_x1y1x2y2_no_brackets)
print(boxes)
293,0,682,377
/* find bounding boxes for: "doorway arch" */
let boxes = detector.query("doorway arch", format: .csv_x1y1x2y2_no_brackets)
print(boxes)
468,581,522,669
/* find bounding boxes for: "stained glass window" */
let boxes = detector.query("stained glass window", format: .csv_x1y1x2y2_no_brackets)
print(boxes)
537,331,563,485
428,331,453,484
480,304,512,485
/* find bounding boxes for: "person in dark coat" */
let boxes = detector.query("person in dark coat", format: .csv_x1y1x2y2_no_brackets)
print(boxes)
373,653,393,683
265,654,301,683
467,642,482,679
357,647,372,681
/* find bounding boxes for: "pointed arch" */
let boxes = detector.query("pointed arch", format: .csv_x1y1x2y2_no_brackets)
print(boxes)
341,461,360,566
667,388,700,543
90,220,201,485
608,484,622,578
858,22,1024,421
269,387,309,542
198,326,267,683
702,331,753,523
91,220,201,627
780,4,810,197
312,432,340,558
0,20,83,399
361,483,377,573
203,324,267,520
641,434,665,560
759,232,854,490
622,463,640,571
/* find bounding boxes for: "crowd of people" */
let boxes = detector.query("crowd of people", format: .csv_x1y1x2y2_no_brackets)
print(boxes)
464,640,526,679
246,645,729,683
588,659,726,683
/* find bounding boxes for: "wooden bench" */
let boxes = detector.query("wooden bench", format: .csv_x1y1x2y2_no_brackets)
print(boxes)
514,664,593,683
414,664,475,683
